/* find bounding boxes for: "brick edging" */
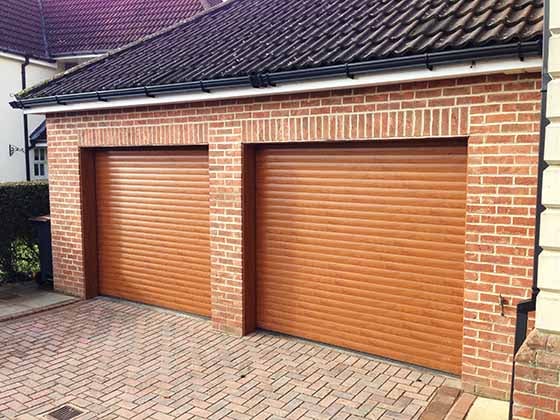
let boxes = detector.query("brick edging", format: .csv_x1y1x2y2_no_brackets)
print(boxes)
0,297,80,323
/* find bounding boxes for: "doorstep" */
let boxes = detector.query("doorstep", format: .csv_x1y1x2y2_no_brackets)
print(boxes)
420,391,508,420
0,282,78,321
465,397,509,420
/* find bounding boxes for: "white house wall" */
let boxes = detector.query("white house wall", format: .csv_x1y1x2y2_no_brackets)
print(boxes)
0,55,57,183
536,0,560,333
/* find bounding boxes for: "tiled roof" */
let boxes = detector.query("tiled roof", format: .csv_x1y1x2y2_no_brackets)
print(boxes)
0,0,211,60
0,0,49,59
29,121,47,146
41,0,207,57
18,0,544,101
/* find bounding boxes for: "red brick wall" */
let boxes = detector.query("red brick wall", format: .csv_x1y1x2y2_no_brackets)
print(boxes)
513,330,560,419
46,72,541,399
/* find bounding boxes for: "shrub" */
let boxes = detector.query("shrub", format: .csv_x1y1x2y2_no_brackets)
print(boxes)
0,181,49,283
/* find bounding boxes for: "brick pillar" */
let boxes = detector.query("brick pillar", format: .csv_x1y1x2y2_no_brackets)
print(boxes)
513,331,560,419
208,121,245,335
45,120,86,298
513,2,560,418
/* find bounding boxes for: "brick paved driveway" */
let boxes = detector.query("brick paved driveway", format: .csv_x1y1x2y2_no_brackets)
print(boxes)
0,298,459,420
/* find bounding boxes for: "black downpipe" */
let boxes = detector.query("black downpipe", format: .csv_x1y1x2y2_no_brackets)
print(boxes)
21,57,31,181
508,1,549,418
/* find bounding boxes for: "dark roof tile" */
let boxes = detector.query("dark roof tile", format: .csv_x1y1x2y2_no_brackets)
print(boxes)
19,0,543,100
41,0,206,56
0,0,208,59
0,0,48,59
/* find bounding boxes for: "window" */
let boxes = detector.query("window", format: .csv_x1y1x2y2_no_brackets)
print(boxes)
33,147,48,179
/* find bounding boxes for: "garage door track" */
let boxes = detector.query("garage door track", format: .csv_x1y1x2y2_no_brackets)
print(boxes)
0,299,458,419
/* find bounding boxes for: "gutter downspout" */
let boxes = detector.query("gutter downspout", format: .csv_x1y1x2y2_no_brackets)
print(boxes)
508,2,550,418
21,57,31,181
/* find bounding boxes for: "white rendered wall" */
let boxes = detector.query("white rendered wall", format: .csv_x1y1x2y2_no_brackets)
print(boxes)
536,0,560,333
0,55,56,182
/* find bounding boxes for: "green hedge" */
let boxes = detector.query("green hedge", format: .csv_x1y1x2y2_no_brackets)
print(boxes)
0,181,49,283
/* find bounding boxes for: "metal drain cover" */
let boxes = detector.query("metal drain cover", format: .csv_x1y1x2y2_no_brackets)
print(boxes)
46,405,83,420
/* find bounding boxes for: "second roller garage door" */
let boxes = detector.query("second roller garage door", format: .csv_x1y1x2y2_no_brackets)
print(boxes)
95,148,211,316
256,140,467,374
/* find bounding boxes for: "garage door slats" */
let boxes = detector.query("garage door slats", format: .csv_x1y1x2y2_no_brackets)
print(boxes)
260,297,462,347
260,245,463,282
260,195,466,217
259,259,463,298
261,216,466,244
263,228,465,256
100,284,210,316
96,149,211,317
259,261,462,298
98,229,210,248
261,310,460,374
256,141,467,374
258,274,463,322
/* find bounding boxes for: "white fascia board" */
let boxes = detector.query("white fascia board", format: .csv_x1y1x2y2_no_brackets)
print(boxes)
0,51,57,68
24,56,542,115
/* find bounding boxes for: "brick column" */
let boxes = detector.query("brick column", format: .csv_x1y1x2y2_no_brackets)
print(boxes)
208,121,245,335
513,2,560,418
45,119,86,298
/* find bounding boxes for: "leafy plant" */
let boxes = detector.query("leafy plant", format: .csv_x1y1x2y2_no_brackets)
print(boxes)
0,181,49,283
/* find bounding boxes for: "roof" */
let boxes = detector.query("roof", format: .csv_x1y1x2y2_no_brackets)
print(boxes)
0,0,214,61
29,121,47,146
40,0,207,57
17,0,544,102
0,0,49,59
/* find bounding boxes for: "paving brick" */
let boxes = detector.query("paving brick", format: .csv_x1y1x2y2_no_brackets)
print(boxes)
0,298,451,419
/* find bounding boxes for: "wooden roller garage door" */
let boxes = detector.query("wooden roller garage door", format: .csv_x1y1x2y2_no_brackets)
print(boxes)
95,148,211,316
256,140,467,374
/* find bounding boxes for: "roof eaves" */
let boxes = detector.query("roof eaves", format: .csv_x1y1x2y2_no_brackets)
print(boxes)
15,0,237,100
0,46,54,63
29,120,47,143
50,50,109,59
10,40,543,110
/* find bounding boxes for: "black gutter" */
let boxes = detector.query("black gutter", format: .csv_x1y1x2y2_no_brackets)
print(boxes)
508,2,549,419
21,57,31,181
10,41,542,110
0,47,54,64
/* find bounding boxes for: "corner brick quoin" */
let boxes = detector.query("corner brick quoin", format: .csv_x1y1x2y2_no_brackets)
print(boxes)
46,72,541,400
513,330,560,420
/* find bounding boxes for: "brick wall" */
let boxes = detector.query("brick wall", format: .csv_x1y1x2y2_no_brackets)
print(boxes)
513,330,560,419
46,72,541,399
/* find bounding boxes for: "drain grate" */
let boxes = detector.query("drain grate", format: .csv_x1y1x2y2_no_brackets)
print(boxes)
46,405,83,420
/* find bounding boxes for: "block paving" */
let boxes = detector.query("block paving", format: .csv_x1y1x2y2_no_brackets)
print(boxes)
0,298,459,419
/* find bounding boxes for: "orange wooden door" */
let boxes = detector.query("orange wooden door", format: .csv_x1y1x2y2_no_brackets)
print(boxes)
95,148,211,316
255,140,467,374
